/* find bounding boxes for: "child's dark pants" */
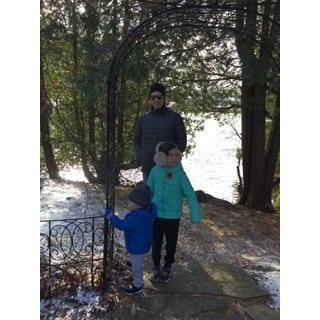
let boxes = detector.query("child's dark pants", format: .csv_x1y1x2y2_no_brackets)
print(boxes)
152,217,180,268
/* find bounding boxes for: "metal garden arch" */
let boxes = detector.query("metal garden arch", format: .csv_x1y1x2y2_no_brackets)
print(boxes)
103,2,279,288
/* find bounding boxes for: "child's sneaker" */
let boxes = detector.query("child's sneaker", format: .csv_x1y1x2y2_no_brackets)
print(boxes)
159,267,171,283
150,265,161,282
122,284,144,295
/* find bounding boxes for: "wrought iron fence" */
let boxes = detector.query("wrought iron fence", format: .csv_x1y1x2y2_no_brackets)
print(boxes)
40,215,107,298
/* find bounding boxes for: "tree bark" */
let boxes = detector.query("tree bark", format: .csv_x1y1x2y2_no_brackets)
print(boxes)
113,0,129,185
83,0,103,181
235,0,279,212
71,0,97,183
40,55,60,180
238,77,254,205
238,82,269,211
263,93,280,211
247,83,266,210
40,112,61,180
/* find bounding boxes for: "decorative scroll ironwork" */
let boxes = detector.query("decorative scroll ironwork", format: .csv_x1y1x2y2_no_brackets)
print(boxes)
40,216,105,298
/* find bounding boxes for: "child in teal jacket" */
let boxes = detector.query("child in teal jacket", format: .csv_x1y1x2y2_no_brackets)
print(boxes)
147,141,201,283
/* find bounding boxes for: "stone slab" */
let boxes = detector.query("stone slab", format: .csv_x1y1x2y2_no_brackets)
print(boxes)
145,260,268,299
112,259,273,319
202,263,268,299
114,294,241,320
144,260,223,295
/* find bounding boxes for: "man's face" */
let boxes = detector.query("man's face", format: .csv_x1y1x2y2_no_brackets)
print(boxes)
167,148,181,166
150,91,164,110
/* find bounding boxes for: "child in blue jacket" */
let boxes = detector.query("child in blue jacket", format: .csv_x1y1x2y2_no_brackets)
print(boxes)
147,141,201,283
105,184,156,295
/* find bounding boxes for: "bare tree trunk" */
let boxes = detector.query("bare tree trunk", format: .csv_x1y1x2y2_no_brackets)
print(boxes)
247,83,266,210
40,113,60,180
238,82,269,211
236,0,256,205
263,93,280,211
40,55,60,180
71,0,97,183
235,0,279,212
238,79,253,205
82,0,103,181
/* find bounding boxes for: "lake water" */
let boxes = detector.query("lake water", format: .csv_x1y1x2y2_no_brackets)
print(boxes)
121,114,241,203
182,115,241,203
58,114,242,203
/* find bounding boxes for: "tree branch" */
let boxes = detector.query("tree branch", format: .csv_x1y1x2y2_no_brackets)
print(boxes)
226,115,242,140
210,105,241,113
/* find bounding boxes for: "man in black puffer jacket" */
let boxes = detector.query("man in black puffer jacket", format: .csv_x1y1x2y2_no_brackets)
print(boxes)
134,83,187,183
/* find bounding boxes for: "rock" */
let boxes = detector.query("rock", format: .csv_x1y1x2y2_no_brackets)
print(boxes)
195,190,235,208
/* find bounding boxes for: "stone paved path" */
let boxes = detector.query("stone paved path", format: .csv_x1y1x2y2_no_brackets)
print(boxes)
113,259,279,320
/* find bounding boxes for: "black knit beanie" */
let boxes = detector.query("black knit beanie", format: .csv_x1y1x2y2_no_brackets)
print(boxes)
128,184,152,208
149,83,165,97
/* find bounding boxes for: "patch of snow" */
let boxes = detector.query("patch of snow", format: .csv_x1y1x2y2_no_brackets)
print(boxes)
59,165,88,182
40,290,105,319
114,228,125,247
245,258,280,311
40,298,60,314
40,180,105,222
247,268,280,311
74,289,100,305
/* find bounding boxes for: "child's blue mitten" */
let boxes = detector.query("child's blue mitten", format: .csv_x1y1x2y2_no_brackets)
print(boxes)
105,208,113,220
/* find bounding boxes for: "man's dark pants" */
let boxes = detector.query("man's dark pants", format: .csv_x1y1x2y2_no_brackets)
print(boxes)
142,170,150,184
